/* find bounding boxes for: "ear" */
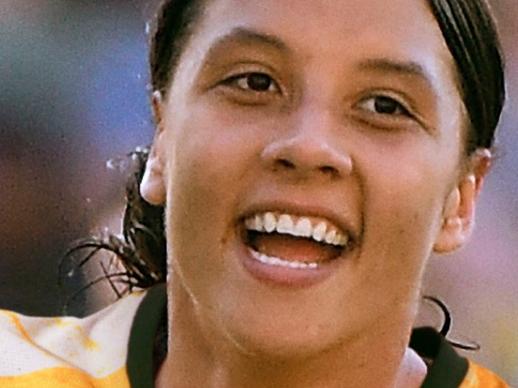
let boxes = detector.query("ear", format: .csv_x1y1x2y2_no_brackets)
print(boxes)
433,149,492,254
140,91,167,206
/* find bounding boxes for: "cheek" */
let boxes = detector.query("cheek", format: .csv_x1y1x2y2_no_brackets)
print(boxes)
169,107,261,210
163,105,263,280
165,98,282,205
356,142,452,282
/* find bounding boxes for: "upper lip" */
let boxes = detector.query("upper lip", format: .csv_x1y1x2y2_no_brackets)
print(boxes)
236,199,359,245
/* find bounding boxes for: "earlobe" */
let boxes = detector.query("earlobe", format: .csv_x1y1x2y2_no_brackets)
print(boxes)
140,90,167,206
433,149,491,254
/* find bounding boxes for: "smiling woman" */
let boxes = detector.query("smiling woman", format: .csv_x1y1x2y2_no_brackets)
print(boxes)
0,0,511,387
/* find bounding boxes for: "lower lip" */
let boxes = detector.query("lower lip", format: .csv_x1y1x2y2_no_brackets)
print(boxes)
239,244,344,288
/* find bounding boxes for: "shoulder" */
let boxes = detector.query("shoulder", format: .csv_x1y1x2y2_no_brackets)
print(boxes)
0,290,148,387
460,361,510,388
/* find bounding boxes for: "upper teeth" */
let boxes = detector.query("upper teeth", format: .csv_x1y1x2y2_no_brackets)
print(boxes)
244,212,348,247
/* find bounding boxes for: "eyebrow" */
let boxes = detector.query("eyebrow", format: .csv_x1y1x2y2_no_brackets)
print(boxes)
206,27,291,55
356,58,436,91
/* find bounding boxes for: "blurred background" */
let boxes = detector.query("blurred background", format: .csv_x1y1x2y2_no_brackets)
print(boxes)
0,0,516,383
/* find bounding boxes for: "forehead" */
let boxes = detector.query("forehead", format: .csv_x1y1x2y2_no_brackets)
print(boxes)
203,0,432,33
190,0,449,60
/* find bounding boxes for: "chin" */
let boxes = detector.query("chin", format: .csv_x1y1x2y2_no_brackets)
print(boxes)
213,303,351,361
228,328,338,361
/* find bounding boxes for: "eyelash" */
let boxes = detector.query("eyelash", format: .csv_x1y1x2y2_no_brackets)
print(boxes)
221,72,281,94
357,94,413,118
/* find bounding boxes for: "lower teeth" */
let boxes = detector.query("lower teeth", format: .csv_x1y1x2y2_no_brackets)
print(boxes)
250,250,319,269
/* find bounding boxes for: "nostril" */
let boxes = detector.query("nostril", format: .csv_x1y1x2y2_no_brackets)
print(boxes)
276,158,296,169
319,165,338,176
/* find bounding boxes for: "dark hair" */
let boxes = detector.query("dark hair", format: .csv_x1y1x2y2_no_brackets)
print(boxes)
428,0,506,153
149,0,205,96
65,0,506,302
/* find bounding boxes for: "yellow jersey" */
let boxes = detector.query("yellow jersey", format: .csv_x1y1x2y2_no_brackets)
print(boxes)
0,284,509,387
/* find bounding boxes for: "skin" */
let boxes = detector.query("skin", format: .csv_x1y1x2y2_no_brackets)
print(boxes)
141,0,491,386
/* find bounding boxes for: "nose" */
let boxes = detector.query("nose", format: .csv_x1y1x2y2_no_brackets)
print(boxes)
260,106,353,180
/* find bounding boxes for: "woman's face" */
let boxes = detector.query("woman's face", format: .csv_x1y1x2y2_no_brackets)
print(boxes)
148,0,471,357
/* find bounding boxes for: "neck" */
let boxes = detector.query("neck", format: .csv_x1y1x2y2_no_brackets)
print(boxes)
156,280,427,388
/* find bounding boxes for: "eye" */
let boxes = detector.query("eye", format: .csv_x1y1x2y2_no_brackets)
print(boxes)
359,95,411,117
224,72,279,93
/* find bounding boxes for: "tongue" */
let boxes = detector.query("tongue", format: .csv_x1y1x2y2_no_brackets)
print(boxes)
253,233,341,263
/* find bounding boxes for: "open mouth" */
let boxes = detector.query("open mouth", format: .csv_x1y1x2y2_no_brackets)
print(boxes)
241,212,352,270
